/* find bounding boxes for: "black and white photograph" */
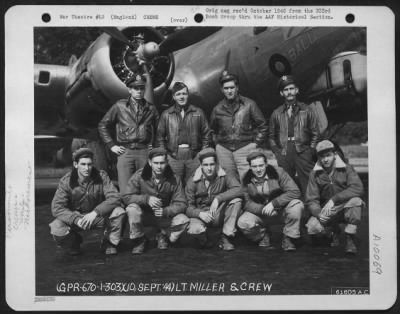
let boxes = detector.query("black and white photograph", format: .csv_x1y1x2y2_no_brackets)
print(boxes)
5,5,397,311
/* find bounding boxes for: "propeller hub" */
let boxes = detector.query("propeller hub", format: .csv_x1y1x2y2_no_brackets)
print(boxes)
140,42,160,60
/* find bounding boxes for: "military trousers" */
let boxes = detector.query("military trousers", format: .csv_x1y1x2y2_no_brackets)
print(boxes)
275,142,315,195
168,147,200,184
306,197,363,235
125,203,190,243
49,206,126,246
187,198,243,238
117,148,148,194
237,199,304,242
216,142,257,182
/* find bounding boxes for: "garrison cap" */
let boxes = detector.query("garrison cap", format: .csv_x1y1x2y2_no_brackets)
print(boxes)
72,147,94,162
219,70,239,85
148,147,168,160
246,149,267,163
126,74,146,88
198,147,217,162
277,75,297,91
316,140,335,155
171,82,188,95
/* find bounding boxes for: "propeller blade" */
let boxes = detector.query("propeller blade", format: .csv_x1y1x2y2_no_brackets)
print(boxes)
159,27,222,54
224,50,231,71
102,27,133,47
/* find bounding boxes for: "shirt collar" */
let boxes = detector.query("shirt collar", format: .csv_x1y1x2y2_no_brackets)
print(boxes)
250,171,269,184
222,95,242,109
128,97,145,108
192,166,226,182
313,155,347,172
284,101,297,111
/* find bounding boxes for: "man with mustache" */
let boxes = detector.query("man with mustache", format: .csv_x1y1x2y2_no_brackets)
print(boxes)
269,75,319,195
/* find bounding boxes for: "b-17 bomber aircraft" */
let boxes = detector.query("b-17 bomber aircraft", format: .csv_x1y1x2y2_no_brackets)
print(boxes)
34,26,366,170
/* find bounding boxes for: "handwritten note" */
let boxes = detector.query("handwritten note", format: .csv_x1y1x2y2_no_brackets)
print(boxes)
6,162,33,238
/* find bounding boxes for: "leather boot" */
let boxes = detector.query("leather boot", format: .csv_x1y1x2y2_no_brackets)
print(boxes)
131,236,147,254
345,234,358,254
218,234,235,251
54,232,82,256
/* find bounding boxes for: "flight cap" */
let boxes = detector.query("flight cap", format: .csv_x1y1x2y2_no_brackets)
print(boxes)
126,74,146,88
278,75,297,91
148,147,168,160
198,147,217,163
220,70,239,85
72,147,94,162
315,140,336,155
246,149,268,163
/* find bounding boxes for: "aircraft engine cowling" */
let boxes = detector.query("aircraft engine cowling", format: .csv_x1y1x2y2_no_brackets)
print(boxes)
308,51,367,123
64,27,174,136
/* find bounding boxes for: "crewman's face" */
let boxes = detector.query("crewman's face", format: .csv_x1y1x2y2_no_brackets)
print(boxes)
201,156,217,179
250,156,267,179
129,85,145,100
318,151,336,170
149,155,167,176
173,88,189,107
221,80,239,101
280,84,299,102
74,157,93,179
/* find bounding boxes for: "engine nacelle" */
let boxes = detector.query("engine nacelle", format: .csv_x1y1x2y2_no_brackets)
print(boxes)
309,51,366,97
34,27,174,139
64,27,174,134
307,51,367,123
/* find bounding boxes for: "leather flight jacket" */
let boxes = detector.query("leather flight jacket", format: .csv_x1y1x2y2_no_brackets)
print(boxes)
156,104,211,158
210,95,268,151
269,101,319,155
98,98,159,149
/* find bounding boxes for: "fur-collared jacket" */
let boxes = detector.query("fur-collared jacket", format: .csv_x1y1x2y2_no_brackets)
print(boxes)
185,166,243,218
122,164,187,218
305,156,364,216
242,165,301,215
51,168,121,225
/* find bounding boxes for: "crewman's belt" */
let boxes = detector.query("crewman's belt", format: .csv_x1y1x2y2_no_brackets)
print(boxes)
287,137,295,141
178,144,190,148
122,143,148,149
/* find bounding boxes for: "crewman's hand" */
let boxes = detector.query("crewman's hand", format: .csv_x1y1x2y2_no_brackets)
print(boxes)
199,211,214,224
262,203,277,217
319,213,330,226
153,208,163,217
111,145,126,156
79,211,98,230
321,199,335,216
209,198,219,216
148,196,162,209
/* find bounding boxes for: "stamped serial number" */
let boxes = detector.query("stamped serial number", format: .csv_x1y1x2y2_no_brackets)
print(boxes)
331,287,369,295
